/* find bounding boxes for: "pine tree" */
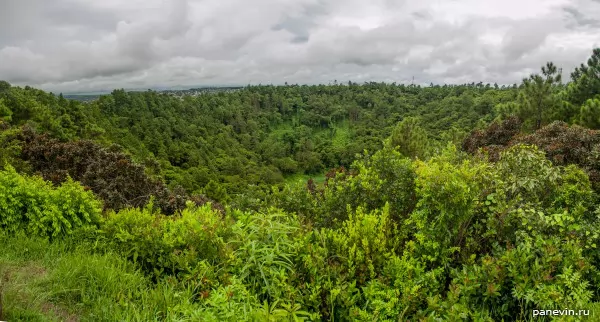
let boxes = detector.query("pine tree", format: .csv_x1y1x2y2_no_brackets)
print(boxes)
386,117,429,159
517,62,562,130
569,48,600,107
580,98,600,129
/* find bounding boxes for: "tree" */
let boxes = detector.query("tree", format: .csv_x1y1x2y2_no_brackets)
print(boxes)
204,180,228,202
580,98,600,129
568,48,600,107
0,98,11,122
386,117,430,159
0,80,10,93
517,62,563,130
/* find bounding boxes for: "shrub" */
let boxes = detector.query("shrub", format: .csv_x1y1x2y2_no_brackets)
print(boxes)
463,119,600,191
19,128,222,214
462,116,522,155
410,147,490,266
228,209,305,303
323,204,399,287
0,166,101,238
101,202,232,278
516,122,600,190
272,147,417,228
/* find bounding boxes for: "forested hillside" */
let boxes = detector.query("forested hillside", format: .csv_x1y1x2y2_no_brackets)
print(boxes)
1,78,520,201
1,49,600,321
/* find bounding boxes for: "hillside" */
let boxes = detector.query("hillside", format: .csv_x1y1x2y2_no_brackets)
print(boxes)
1,49,600,321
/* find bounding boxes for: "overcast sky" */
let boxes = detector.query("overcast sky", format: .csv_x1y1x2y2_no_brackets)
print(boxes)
1,0,599,93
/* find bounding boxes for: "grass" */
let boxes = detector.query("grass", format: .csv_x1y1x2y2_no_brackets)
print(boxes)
0,233,203,322
0,235,78,321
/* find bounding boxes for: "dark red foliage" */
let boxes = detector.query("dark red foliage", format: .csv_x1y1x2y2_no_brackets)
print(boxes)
462,116,522,155
514,122,600,189
189,194,225,214
18,127,222,214
463,118,600,190
324,166,356,187
306,178,317,195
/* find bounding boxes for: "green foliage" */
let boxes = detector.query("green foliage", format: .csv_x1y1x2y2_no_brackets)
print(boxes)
204,180,228,202
386,117,430,159
494,144,560,203
273,147,417,228
0,125,27,171
517,62,563,131
2,141,600,321
229,210,304,302
2,80,519,201
324,205,399,287
349,148,417,222
0,98,12,122
411,145,490,265
580,98,600,129
0,166,101,238
463,119,600,192
3,50,600,321
16,128,221,214
568,48,600,107
351,254,442,321
0,80,10,92
101,202,232,278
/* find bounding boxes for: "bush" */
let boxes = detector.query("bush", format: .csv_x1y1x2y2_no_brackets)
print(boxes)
272,147,417,228
410,146,490,266
463,119,600,191
19,128,222,214
101,202,232,278
462,116,522,155
228,209,305,303
516,122,600,190
0,166,101,238
323,204,399,287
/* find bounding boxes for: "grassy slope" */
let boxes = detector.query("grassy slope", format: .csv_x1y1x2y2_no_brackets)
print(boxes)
0,234,182,322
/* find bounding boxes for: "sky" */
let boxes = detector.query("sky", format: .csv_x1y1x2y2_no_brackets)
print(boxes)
1,0,599,93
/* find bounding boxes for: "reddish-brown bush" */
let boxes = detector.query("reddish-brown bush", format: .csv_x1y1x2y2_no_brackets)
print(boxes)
462,116,522,155
18,127,222,214
463,118,600,190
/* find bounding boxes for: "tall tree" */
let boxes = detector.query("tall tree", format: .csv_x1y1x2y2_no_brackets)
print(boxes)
517,62,563,130
568,48,600,107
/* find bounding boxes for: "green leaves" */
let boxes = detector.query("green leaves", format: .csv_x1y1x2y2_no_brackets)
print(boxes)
386,116,431,159
580,98,600,129
568,48,600,107
229,210,303,302
101,203,232,278
0,166,101,238
517,62,564,131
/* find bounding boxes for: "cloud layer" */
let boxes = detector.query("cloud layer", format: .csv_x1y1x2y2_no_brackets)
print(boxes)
1,0,599,92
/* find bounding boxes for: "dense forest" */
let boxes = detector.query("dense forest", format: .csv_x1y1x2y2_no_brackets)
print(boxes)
1,48,600,321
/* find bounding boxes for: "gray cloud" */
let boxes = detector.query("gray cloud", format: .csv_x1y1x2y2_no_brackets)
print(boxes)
563,5,600,28
0,0,599,92
272,1,328,44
